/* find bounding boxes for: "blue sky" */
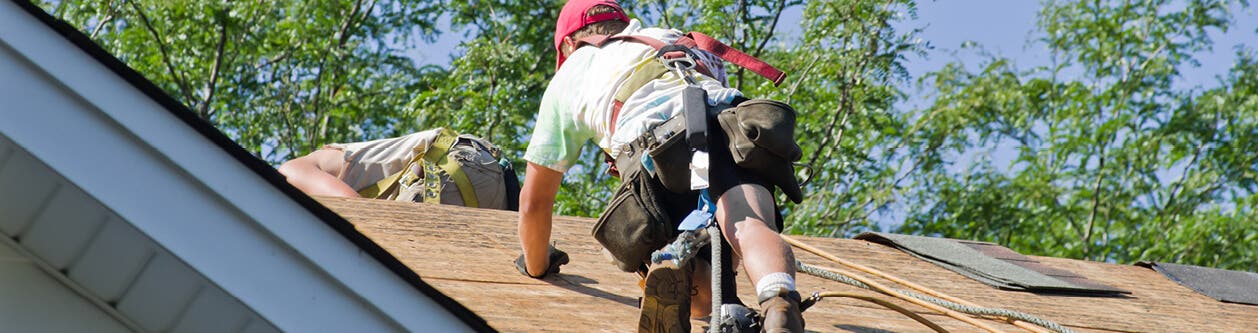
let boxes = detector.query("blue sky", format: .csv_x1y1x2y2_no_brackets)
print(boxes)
407,1,1257,227
412,2,1257,94
903,1,1257,88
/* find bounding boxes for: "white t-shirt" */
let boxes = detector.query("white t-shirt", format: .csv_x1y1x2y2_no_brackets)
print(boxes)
524,20,743,172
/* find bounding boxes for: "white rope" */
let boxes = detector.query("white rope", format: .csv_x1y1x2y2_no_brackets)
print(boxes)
709,224,724,333
796,261,1075,333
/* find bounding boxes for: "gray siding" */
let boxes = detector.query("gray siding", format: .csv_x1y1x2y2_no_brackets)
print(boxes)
0,240,131,333
0,136,276,333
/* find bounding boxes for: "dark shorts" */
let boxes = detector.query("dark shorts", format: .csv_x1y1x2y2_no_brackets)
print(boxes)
705,110,785,231
644,109,782,306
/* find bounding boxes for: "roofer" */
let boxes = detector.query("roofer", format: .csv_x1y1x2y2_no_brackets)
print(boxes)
514,1,806,331
279,127,518,210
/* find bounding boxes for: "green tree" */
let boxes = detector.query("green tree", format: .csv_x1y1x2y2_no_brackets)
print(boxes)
34,0,924,237
540,0,928,218
39,0,1255,271
42,0,445,162
897,0,1257,271
758,0,925,237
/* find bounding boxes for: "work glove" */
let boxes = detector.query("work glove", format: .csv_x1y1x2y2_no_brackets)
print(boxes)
514,245,570,279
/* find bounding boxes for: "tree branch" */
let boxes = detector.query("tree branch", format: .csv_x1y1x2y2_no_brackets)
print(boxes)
806,16,879,168
785,53,821,104
842,139,939,228
199,11,229,119
1064,214,1085,240
1083,142,1107,258
125,0,197,105
733,0,787,90
309,0,367,146
1158,143,1204,220
753,0,788,57
655,0,672,28
486,69,501,140
89,4,117,39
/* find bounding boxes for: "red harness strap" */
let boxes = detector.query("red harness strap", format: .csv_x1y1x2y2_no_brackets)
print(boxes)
574,33,787,85
682,32,787,86
574,33,788,137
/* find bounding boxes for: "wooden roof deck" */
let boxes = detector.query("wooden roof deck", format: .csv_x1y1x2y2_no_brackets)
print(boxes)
317,197,1258,332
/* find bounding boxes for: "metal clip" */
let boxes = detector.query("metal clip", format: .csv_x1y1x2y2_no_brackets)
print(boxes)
662,56,696,71
656,44,699,86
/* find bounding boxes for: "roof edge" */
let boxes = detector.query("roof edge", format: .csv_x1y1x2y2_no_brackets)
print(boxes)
9,1,493,331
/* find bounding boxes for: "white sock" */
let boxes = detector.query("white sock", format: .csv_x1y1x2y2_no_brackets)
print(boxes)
755,272,796,301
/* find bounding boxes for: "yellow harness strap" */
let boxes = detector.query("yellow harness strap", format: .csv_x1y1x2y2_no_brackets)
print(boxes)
356,128,481,208
420,129,480,208
615,60,670,102
357,160,411,199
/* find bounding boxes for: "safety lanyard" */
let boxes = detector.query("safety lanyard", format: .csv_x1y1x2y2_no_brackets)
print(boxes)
657,45,718,231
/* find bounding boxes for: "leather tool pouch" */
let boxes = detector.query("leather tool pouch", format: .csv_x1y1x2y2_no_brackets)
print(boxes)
593,165,677,272
648,128,692,193
716,99,806,203
716,99,802,166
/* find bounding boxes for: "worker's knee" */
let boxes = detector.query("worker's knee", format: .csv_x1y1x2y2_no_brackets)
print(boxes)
716,184,777,233
730,216,778,242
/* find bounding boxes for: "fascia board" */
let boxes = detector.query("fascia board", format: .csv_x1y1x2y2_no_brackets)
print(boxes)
0,2,473,332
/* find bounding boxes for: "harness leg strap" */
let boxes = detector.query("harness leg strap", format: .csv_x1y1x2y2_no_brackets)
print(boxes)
420,129,480,208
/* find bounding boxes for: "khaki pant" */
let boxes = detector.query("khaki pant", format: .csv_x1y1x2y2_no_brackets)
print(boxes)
328,128,508,210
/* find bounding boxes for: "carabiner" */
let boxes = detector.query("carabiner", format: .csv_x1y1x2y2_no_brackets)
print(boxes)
656,44,700,85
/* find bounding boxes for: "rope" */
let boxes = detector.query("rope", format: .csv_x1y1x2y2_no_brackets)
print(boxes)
811,292,950,333
782,236,1050,333
797,262,1076,333
708,223,723,333
783,235,1055,333
651,229,709,266
648,227,723,332
785,235,1075,333
641,230,950,331
645,216,1071,332
798,261,1006,333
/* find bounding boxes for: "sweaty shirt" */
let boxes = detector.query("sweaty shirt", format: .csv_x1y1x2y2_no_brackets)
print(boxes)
524,20,743,173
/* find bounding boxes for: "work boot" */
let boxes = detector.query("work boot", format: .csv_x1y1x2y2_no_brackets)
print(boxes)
758,288,804,333
639,261,692,333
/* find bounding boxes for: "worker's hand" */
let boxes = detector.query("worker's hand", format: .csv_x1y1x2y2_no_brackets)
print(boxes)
515,245,569,279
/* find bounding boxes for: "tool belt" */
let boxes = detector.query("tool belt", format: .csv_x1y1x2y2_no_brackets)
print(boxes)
715,99,803,203
594,98,804,272
595,115,695,272
614,114,692,193
612,99,804,199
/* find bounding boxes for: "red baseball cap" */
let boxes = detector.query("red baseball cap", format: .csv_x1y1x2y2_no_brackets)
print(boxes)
554,0,630,69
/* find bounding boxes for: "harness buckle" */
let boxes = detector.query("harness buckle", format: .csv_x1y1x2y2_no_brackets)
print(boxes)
656,44,700,85
661,56,696,71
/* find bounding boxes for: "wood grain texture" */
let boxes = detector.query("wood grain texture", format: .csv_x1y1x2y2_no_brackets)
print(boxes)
318,197,1258,333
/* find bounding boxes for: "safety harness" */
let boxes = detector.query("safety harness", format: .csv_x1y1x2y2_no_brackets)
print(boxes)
575,32,786,137
357,128,492,208
579,32,789,333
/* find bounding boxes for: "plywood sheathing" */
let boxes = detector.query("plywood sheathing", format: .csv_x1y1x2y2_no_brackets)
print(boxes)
318,197,1258,333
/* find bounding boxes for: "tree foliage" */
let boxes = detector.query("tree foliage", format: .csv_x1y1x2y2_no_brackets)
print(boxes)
898,0,1257,271
39,0,1256,271
44,0,445,161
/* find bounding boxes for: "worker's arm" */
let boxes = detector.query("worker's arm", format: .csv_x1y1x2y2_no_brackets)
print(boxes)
518,162,565,277
277,149,361,198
